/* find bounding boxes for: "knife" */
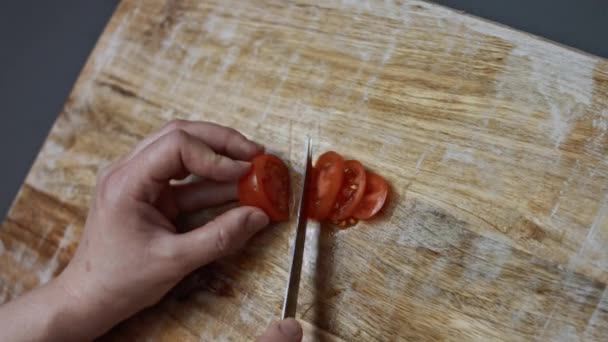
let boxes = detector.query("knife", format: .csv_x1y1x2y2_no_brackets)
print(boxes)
281,136,313,319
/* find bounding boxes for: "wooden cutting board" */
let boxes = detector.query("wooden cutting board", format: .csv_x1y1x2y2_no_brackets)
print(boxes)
1,0,607,340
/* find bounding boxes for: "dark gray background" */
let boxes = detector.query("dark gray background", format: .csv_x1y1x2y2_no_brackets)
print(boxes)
0,1,606,219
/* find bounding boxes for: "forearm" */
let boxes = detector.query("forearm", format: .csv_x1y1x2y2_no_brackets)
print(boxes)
0,276,112,342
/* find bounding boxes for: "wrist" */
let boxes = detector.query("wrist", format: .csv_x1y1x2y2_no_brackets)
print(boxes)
43,277,96,341
43,275,116,341
0,276,110,342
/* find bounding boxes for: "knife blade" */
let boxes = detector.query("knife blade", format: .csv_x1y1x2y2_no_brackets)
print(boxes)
281,136,313,319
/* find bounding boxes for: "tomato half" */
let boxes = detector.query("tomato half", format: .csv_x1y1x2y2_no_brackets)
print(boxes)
353,172,388,220
307,151,345,220
238,154,290,222
329,160,366,221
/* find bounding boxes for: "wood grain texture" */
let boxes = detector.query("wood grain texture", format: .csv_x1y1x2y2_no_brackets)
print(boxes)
1,0,608,340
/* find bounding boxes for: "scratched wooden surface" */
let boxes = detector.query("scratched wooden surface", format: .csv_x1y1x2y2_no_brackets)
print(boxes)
1,0,608,340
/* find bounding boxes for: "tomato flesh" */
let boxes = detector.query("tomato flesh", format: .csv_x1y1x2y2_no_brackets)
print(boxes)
353,173,388,220
261,159,290,215
240,150,389,226
308,151,344,220
329,160,366,221
238,154,290,221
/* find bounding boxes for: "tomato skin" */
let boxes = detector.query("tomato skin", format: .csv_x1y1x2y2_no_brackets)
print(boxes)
240,151,388,225
353,173,388,220
238,154,290,222
238,166,263,211
308,151,345,220
329,160,366,221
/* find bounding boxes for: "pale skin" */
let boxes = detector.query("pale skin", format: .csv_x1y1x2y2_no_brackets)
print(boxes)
0,120,303,342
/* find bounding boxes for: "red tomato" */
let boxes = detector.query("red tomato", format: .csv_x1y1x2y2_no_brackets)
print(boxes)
238,154,290,222
307,151,345,220
353,172,389,220
329,160,366,221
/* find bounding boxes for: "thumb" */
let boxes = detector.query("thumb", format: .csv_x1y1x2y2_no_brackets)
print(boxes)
257,319,303,342
174,206,269,270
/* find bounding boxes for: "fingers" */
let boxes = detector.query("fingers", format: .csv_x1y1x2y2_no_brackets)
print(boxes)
129,120,263,162
173,206,269,269
126,129,251,201
257,319,303,342
172,180,238,213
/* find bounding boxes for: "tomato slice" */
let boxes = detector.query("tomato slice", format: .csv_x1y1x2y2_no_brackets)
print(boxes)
307,151,345,220
329,160,366,221
238,154,290,222
353,173,388,220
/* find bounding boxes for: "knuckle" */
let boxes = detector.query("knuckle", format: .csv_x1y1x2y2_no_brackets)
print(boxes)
224,126,241,137
97,158,123,183
223,127,246,144
151,238,174,256
167,129,190,146
160,241,181,260
165,119,186,131
149,238,187,272
96,166,125,205
207,150,223,164
215,226,233,256
96,164,114,183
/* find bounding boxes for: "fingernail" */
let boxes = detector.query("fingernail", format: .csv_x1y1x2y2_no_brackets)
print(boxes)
236,160,252,171
241,139,263,155
247,210,269,232
248,140,264,153
279,318,302,339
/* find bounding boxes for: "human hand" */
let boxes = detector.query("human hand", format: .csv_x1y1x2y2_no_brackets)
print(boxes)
258,318,304,342
55,120,269,339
